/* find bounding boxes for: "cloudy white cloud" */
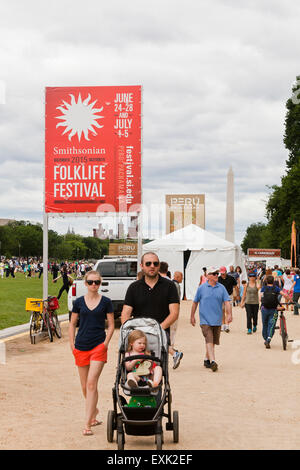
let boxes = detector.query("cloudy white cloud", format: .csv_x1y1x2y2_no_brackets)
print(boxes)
0,0,299,245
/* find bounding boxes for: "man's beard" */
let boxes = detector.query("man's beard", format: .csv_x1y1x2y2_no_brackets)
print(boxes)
145,271,159,279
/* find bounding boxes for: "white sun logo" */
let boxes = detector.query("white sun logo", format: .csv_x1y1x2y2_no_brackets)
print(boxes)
55,93,104,142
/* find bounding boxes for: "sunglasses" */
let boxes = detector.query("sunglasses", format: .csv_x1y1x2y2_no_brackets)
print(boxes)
210,272,219,276
145,261,159,267
86,279,101,285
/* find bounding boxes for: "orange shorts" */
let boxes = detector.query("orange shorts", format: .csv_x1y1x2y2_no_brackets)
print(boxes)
73,343,107,367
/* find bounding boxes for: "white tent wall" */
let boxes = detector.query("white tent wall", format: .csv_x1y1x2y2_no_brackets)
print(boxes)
185,249,237,299
143,224,247,300
142,248,184,281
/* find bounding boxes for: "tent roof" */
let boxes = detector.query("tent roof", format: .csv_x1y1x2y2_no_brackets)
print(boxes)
143,224,236,252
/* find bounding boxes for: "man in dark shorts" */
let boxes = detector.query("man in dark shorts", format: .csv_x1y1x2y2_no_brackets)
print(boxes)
121,252,180,344
190,266,232,372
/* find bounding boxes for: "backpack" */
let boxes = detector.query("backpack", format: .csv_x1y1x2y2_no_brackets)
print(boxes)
261,286,279,309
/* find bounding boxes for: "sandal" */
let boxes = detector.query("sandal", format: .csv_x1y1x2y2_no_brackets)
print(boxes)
83,428,93,436
91,419,103,427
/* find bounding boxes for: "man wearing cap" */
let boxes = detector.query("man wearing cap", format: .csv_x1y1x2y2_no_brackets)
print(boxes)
190,266,232,372
218,266,236,333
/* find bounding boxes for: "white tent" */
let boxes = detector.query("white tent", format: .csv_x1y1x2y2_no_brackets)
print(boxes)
143,224,246,299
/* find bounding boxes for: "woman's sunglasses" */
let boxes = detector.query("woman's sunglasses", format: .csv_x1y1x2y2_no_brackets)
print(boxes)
145,261,159,267
86,279,101,285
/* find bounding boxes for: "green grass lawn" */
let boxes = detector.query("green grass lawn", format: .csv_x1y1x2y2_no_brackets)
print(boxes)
0,272,69,330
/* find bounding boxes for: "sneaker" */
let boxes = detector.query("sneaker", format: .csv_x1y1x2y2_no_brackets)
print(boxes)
173,351,183,369
225,326,230,333
210,361,218,372
127,378,138,388
264,340,271,349
247,329,252,334
203,359,211,368
253,326,257,333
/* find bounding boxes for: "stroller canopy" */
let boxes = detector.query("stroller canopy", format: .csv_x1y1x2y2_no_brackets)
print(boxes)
119,317,168,358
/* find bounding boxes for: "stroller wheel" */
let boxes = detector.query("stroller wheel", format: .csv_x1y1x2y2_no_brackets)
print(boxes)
117,417,125,450
117,430,125,450
156,432,163,450
173,410,179,443
107,410,116,443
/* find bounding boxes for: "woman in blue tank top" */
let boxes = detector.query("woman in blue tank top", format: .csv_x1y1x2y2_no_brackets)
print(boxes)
69,270,114,436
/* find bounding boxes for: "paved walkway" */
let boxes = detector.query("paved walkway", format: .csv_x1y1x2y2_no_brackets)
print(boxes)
1,301,300,450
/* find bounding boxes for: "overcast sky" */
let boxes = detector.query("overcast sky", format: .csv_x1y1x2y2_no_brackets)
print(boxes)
0,0,299,244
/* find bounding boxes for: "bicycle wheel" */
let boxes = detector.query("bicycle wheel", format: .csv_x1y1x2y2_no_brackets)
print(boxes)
29,311,43,344
280,316,288,350
51,313,62,338
44,312,53,342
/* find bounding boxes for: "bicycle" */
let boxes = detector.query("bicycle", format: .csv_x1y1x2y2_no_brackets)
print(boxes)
26,296,62,344
269,303,292,350
44,296,62,341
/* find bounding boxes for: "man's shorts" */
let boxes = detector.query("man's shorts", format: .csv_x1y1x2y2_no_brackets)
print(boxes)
73,342,107,367
200,325,221,345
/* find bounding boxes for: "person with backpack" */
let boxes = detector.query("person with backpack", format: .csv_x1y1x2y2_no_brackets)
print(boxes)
259,275,288,349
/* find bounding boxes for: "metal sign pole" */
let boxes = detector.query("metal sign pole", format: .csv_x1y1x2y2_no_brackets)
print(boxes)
137,86,143,264
43,88,48,301
43,212,48,300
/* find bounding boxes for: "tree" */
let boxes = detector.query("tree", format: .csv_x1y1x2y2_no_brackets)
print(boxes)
242,76,300,260
241,222,268,254
284,76,300,169
82,237,109,259
265,160,300,258
0,219,109,260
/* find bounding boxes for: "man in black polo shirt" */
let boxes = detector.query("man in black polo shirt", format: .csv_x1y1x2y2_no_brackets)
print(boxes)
121,252,179,340
218,266,236,333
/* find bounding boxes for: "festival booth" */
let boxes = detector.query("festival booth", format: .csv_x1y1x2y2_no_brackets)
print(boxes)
143,224,246,300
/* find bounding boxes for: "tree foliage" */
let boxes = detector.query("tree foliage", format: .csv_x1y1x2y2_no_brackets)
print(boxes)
241,222,268,254
284,76,300,169
242,76,300,259
0,220,109,260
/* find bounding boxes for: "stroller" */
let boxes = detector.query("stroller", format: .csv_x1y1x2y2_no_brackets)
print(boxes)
107,317,179,450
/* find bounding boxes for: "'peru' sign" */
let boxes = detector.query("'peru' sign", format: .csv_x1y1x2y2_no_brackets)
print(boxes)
45,86,141,213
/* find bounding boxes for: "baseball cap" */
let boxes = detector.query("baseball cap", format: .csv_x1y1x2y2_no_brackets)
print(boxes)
219,266,227,274
207,266,219,274
248,272,256,277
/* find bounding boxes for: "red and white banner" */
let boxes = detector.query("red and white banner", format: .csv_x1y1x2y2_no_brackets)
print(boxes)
248,248,281,258
45,86,141,213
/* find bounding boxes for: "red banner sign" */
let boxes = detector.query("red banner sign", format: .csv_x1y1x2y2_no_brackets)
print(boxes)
45,86,141,213
248,248,281,257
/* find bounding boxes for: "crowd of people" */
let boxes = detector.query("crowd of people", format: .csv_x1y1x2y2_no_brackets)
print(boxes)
193,263,300,360
0,257,93,280
3,251,299,437
67,252,300,436
0,256,94,302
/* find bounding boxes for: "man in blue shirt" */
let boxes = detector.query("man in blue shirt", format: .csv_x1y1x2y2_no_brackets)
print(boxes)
190,266,232,372
291,269,300,315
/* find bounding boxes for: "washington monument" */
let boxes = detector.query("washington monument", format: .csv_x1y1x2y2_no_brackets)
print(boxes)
225,166,235,243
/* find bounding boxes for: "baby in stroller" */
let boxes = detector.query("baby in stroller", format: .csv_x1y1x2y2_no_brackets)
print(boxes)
125,330,162,389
